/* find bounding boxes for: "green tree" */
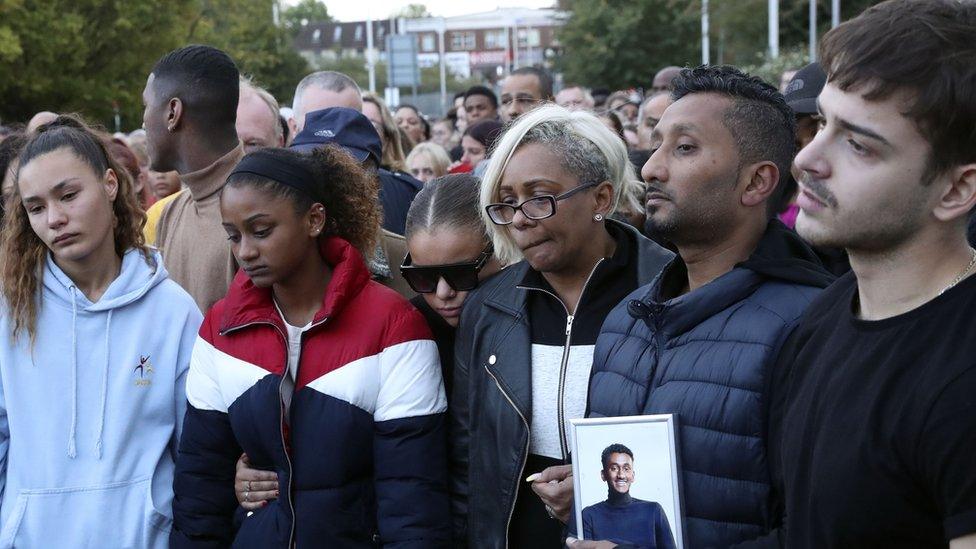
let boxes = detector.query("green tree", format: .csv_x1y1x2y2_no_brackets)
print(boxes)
0,0,194,129
395,3,432,18
281,0,331,38
557,0,885,90
556,0,700,90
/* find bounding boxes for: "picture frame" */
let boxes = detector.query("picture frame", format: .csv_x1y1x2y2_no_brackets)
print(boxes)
568,414,685,549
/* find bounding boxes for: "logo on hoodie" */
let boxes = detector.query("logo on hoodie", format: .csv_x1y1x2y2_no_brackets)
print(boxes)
134,355,154,387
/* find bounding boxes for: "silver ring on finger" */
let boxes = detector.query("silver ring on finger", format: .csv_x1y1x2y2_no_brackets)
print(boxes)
244,490,250,502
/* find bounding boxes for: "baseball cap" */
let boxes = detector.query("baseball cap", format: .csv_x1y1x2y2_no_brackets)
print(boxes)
784,62,827,116
290,107,382,165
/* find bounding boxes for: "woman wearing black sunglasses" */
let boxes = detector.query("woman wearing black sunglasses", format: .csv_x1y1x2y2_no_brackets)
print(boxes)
450,105,674,548
400,173,502,396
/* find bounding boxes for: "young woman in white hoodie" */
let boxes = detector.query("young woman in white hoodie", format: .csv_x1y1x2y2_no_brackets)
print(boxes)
0,116,202,548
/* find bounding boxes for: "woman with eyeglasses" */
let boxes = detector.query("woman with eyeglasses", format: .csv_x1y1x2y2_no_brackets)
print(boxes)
450,105,673,548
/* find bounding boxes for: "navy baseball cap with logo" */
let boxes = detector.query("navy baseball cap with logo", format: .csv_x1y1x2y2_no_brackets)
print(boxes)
784,62,827,116
290,107,382,165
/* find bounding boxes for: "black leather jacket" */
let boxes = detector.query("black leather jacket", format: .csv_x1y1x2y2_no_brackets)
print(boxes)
450,221,673,548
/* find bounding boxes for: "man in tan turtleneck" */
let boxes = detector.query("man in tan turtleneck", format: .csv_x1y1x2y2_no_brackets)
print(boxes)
142,45,245,313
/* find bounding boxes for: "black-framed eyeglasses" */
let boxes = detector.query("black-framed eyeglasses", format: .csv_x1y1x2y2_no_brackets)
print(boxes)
399,243,493,293
485,181,600,226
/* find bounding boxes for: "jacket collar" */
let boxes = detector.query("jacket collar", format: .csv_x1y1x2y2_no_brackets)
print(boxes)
218,236,371,333
633,220,829,337
483,219,674,318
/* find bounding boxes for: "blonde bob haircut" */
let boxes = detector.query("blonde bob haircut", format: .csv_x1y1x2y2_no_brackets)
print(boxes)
479,104,639,266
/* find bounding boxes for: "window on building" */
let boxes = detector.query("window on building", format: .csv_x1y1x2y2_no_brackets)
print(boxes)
354,25,363,42
485,29,506,50
450,31,476,51
333,26,342,43
312,28,321,44
517,28,541,48
421,33,436,52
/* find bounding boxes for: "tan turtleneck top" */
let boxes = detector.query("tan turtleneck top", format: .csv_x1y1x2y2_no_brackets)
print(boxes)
156,144,245,313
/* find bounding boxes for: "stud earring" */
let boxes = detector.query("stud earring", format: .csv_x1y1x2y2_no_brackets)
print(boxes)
593,213,604,222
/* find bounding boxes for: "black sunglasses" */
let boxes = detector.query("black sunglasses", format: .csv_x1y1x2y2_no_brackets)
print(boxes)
399,243,494,293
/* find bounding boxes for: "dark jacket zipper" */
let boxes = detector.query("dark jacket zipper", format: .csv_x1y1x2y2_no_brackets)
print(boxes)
221,315,329,548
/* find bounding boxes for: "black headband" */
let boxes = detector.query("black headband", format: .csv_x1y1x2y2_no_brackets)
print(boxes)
229,153,324,204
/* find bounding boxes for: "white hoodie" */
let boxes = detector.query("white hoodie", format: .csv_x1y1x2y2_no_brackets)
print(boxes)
0,249,202,548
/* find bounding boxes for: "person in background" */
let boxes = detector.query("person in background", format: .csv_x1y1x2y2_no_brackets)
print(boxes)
779,69,798,94
597,111,626,143
141,44,244,312
771,1,976,547
650,66,682,94
452,91,469,134
237,77,284,152
103,135,155,209
452,119,503,175
395,104,429,146
606,91,639,126
556,85,596,112
636,92,670,152
0,116,201,548
431,117,459,152
147,170,181,200
406,142,451,184
0,131,27,226
462,85,499,125
500,66,554,123
451,105,673,549
591,88,611,110
26,111,58,133
171,146,449,548
363,92,409,173
779,62,826,229
288,70,362,135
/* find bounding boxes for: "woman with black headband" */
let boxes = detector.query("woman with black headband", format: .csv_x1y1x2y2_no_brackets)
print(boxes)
170,146,451,547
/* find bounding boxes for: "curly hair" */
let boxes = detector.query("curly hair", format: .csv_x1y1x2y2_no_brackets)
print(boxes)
0,114,151,342
225,145,380,257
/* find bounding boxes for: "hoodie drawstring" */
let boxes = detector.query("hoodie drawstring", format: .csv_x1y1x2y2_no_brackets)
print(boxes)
68,286,79,459
67,288,113,460
94,310,112,459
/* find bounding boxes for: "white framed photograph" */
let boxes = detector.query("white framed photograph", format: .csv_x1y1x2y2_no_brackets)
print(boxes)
567,414,684,549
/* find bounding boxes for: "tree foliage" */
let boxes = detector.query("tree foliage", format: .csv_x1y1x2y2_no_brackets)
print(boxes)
0,0,193,129
281,0,331,37
557,0,884,90
0,0,310,131
395,4,432,18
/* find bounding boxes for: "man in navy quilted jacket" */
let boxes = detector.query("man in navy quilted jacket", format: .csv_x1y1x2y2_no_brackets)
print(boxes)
543,65,835,549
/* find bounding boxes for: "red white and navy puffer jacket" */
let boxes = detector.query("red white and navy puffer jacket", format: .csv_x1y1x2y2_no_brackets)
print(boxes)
170,237,451,548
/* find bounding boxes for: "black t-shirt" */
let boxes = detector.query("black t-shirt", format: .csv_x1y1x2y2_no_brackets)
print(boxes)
775,270,976,548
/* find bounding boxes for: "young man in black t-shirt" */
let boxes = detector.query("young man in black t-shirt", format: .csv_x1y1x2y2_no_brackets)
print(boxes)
770,1,976,547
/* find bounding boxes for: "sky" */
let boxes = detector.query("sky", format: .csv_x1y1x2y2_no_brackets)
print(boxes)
317,0,556,21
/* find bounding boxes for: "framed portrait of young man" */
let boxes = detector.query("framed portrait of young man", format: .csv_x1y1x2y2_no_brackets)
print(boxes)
567,414,684,549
